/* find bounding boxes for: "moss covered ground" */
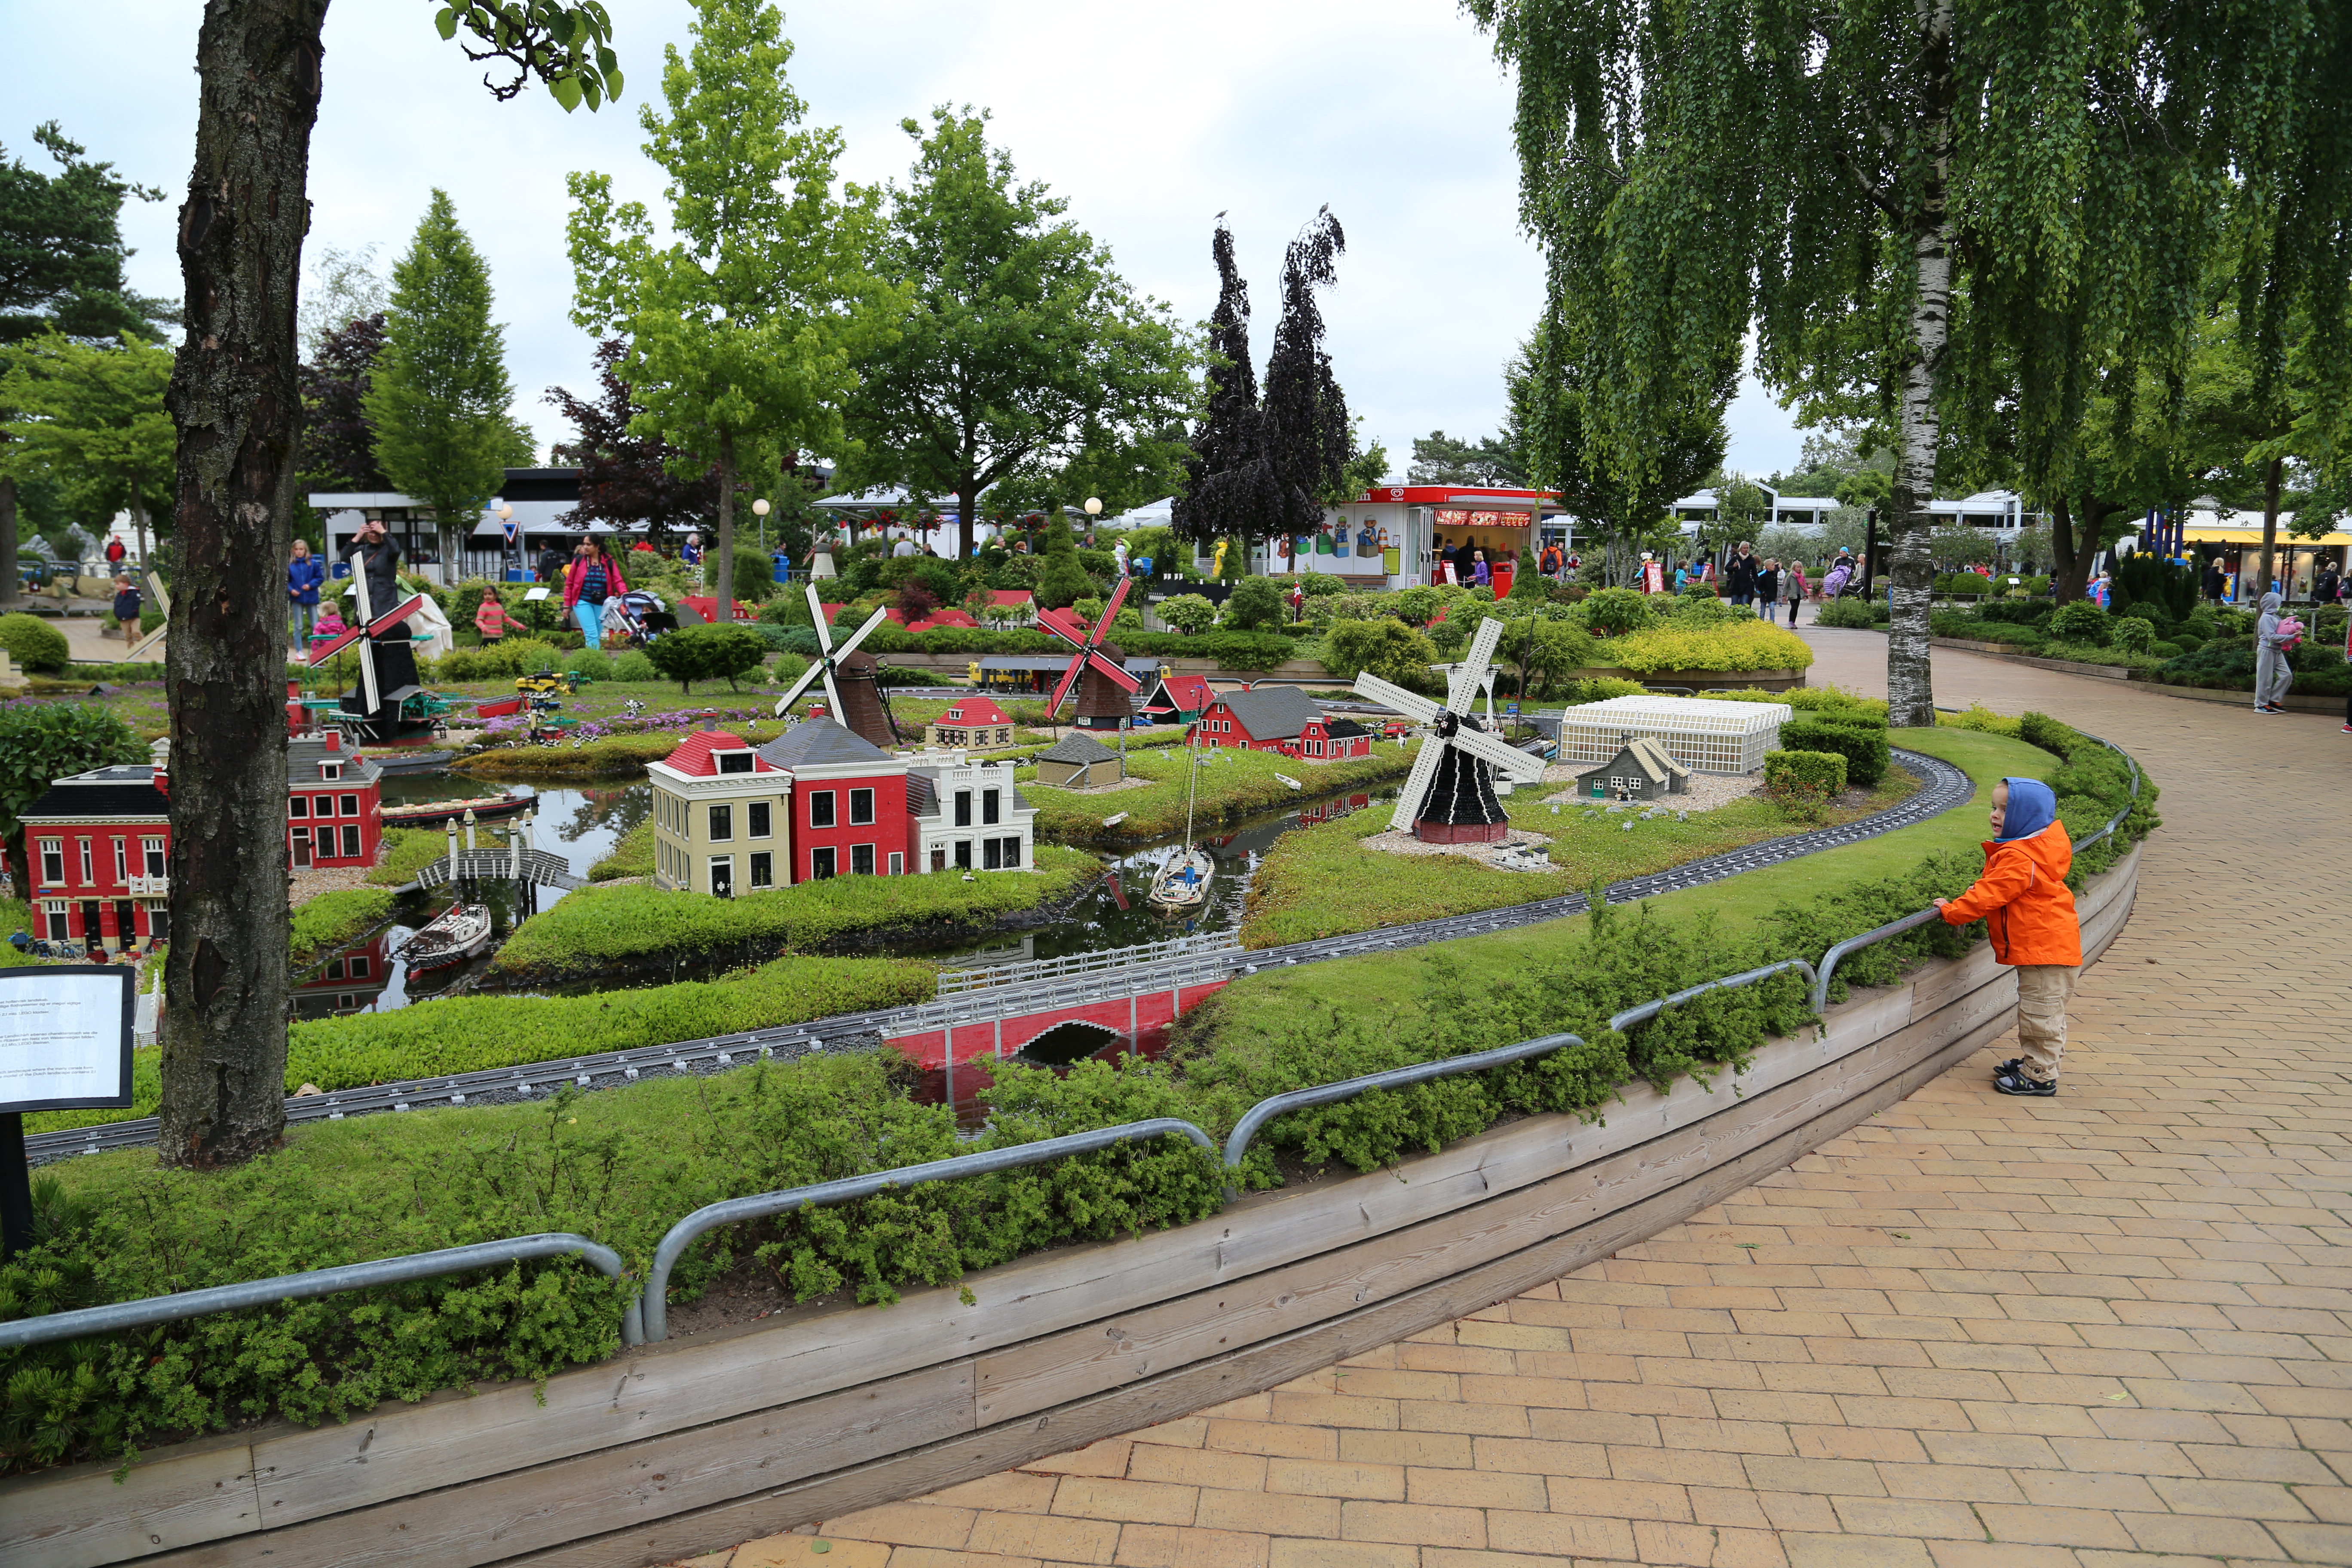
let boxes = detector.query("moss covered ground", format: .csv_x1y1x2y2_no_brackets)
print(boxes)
1021,738,1420,844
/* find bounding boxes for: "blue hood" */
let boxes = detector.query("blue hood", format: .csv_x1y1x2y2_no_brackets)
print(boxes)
1997,777,2058,842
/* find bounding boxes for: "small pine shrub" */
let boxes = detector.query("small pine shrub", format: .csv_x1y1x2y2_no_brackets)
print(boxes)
1763,749,1848,821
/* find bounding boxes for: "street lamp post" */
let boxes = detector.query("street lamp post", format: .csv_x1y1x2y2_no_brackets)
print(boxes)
1084,495,1102,548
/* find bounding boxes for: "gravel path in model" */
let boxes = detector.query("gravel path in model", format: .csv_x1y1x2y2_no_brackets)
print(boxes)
693,632,2352,1568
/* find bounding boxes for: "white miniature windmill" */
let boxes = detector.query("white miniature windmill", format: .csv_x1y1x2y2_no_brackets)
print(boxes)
772,582,897,747
1352,616,1546,844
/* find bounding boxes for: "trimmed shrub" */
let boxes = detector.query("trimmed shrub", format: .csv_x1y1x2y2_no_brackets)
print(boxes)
564,648,614,681
1222,576,1287,631
1581,587,1652,636
2107,616,2156,654
1320,617,1441,690
645,623,767,693
0,612,70,673
432,637,559,682
612,649,659,682
2047,600,2110,646
1778,717,1889,788
1598,622,1813,675
1563,676,1649,704
1813,597,1880,629
731,547,777,603
1763,749,1848,819
1155,593,1217,635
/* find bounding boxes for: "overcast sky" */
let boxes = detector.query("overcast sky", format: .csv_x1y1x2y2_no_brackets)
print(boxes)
8,0,1804,485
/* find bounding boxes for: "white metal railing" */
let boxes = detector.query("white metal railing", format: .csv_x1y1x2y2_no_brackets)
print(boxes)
935,930,1242,995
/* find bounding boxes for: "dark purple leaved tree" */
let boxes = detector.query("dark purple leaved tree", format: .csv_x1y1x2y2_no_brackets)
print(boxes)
1171,217,1276,552
297,311,390,491
546,338,720,548
1260,207,1351,535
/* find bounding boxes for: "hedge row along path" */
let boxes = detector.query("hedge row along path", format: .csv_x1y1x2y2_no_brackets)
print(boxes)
735,628,2351,1568
26,744,1974,1163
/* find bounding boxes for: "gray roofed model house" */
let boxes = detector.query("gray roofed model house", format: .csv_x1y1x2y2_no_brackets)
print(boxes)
286,735,383,787
1213,685,1323,742
18,766,171,823
1033,730,1123,788
755,717,891,770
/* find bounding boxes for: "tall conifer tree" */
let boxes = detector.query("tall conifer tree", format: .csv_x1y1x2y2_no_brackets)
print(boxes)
366,189,523,580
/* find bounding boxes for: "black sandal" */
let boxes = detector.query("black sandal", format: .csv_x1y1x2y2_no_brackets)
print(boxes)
1993,1066,2056,1097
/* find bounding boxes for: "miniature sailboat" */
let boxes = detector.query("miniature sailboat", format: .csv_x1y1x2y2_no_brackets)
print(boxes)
397,903,493,972
1148,731,1213,910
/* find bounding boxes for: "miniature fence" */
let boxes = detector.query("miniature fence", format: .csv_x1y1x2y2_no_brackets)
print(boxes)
934,929,1241,994
1554,693,1792,774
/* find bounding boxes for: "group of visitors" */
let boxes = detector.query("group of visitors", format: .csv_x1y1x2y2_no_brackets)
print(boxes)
1429,535,1513,587
1716,541,1815,625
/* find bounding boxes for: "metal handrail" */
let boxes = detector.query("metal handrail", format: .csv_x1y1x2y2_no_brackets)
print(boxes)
0,1233,639,1352
1809,722,2145,1013
1609,959,1818,1035
640,1118,1217,1341
1220,1032,1582,1181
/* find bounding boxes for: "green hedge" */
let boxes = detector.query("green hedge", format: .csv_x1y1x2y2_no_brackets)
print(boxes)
485,847,1102,982
589,819,653,881
289,888,393,964
1812,597,1884,629
0,612,70,673
1763,748,1847,808
1777,717,1890,789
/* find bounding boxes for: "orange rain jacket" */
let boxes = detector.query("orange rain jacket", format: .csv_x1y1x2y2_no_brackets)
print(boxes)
1939,817,2080,966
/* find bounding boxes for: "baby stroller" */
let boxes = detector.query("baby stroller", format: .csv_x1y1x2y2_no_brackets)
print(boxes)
602,590,676,649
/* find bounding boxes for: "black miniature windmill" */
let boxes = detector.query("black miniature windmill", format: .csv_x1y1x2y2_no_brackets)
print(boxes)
1351,616,1547,843
772,582,895,746
1041,575,1141,731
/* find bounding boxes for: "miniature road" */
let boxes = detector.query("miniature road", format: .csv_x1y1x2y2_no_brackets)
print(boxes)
682,632,2352,1568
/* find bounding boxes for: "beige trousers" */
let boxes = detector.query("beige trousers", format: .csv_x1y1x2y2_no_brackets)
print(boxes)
2014,964,2079,1081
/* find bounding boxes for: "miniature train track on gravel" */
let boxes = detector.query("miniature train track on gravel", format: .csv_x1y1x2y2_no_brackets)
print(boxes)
29,749,1972,1163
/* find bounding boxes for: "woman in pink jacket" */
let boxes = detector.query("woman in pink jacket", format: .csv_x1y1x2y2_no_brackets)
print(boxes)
561,538,628,649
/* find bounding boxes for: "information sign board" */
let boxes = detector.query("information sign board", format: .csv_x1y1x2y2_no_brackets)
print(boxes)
0,967,136,1114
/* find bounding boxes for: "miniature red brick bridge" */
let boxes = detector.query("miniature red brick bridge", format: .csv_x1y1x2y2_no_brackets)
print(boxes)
880,931,1241,1070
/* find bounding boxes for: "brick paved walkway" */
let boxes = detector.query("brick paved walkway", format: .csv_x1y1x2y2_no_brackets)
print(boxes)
689,638,2352,1568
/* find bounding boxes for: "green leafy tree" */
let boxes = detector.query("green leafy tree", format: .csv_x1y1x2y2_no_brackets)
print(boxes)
161,0,623,1169
569,0,883,620
1155,592,1216,635
0,122,172,604
0,700,144,899
0,331,174,562
1509,327,1726,586
1321,616,1439,690
1222,575,1285,631
366,190,527,583
644,621,764,692
836,107,1196,564
1470,0,2352,724
1408,429,1524,487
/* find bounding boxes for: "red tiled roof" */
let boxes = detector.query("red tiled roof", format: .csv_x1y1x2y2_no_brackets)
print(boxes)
934,696,1013,728
987,589,1034,606
1149,674,1214,711
660,731,775,776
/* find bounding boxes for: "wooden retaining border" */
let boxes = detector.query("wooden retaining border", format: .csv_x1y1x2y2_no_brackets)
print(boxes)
7,847,2142,1568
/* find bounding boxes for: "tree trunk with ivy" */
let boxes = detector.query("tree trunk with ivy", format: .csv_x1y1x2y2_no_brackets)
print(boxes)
156,0,325,1167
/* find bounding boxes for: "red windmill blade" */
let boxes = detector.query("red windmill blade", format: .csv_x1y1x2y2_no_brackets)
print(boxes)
1043,575,1140,718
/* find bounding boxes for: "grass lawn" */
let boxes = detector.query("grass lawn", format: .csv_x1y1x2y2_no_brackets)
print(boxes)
1240,767,1920,948
1022,739,1421,844
1203,727,2052,1051
590,819,654,880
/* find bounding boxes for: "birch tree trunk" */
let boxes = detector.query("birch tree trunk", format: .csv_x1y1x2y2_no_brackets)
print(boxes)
156,0,325,1167
714,432,736,617
1885,0,1957,730
2256,456,2283,600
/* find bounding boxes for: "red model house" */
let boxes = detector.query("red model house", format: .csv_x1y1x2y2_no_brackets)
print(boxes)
19,763,173,951
1186,687,1374,760
1140,673,1213,725
283,734,386,871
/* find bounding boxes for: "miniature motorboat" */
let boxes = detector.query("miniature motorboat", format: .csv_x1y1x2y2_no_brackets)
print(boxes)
364,749,456,775
380,790,534,827
1147,847,1213,910
397,903,492,972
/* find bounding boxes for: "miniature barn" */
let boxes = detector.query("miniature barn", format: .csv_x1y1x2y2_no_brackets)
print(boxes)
1575,736,1690,802
1555,695,1790,775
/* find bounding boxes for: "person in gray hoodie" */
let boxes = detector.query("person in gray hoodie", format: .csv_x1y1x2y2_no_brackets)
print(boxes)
2255,591,2295,713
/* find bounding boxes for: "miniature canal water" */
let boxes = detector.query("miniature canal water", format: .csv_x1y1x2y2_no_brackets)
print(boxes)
309,767,1398,1026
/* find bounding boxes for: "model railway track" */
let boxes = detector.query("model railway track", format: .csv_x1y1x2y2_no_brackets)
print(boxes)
29,750,1971,1164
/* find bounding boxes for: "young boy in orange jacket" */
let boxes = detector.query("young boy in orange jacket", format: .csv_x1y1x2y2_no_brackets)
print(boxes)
1935,775,2079,1097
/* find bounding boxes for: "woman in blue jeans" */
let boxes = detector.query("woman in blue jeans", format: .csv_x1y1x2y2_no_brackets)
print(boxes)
561,536,628,649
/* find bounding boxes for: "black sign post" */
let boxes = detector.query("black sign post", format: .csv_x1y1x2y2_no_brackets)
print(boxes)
0,967,136,1261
